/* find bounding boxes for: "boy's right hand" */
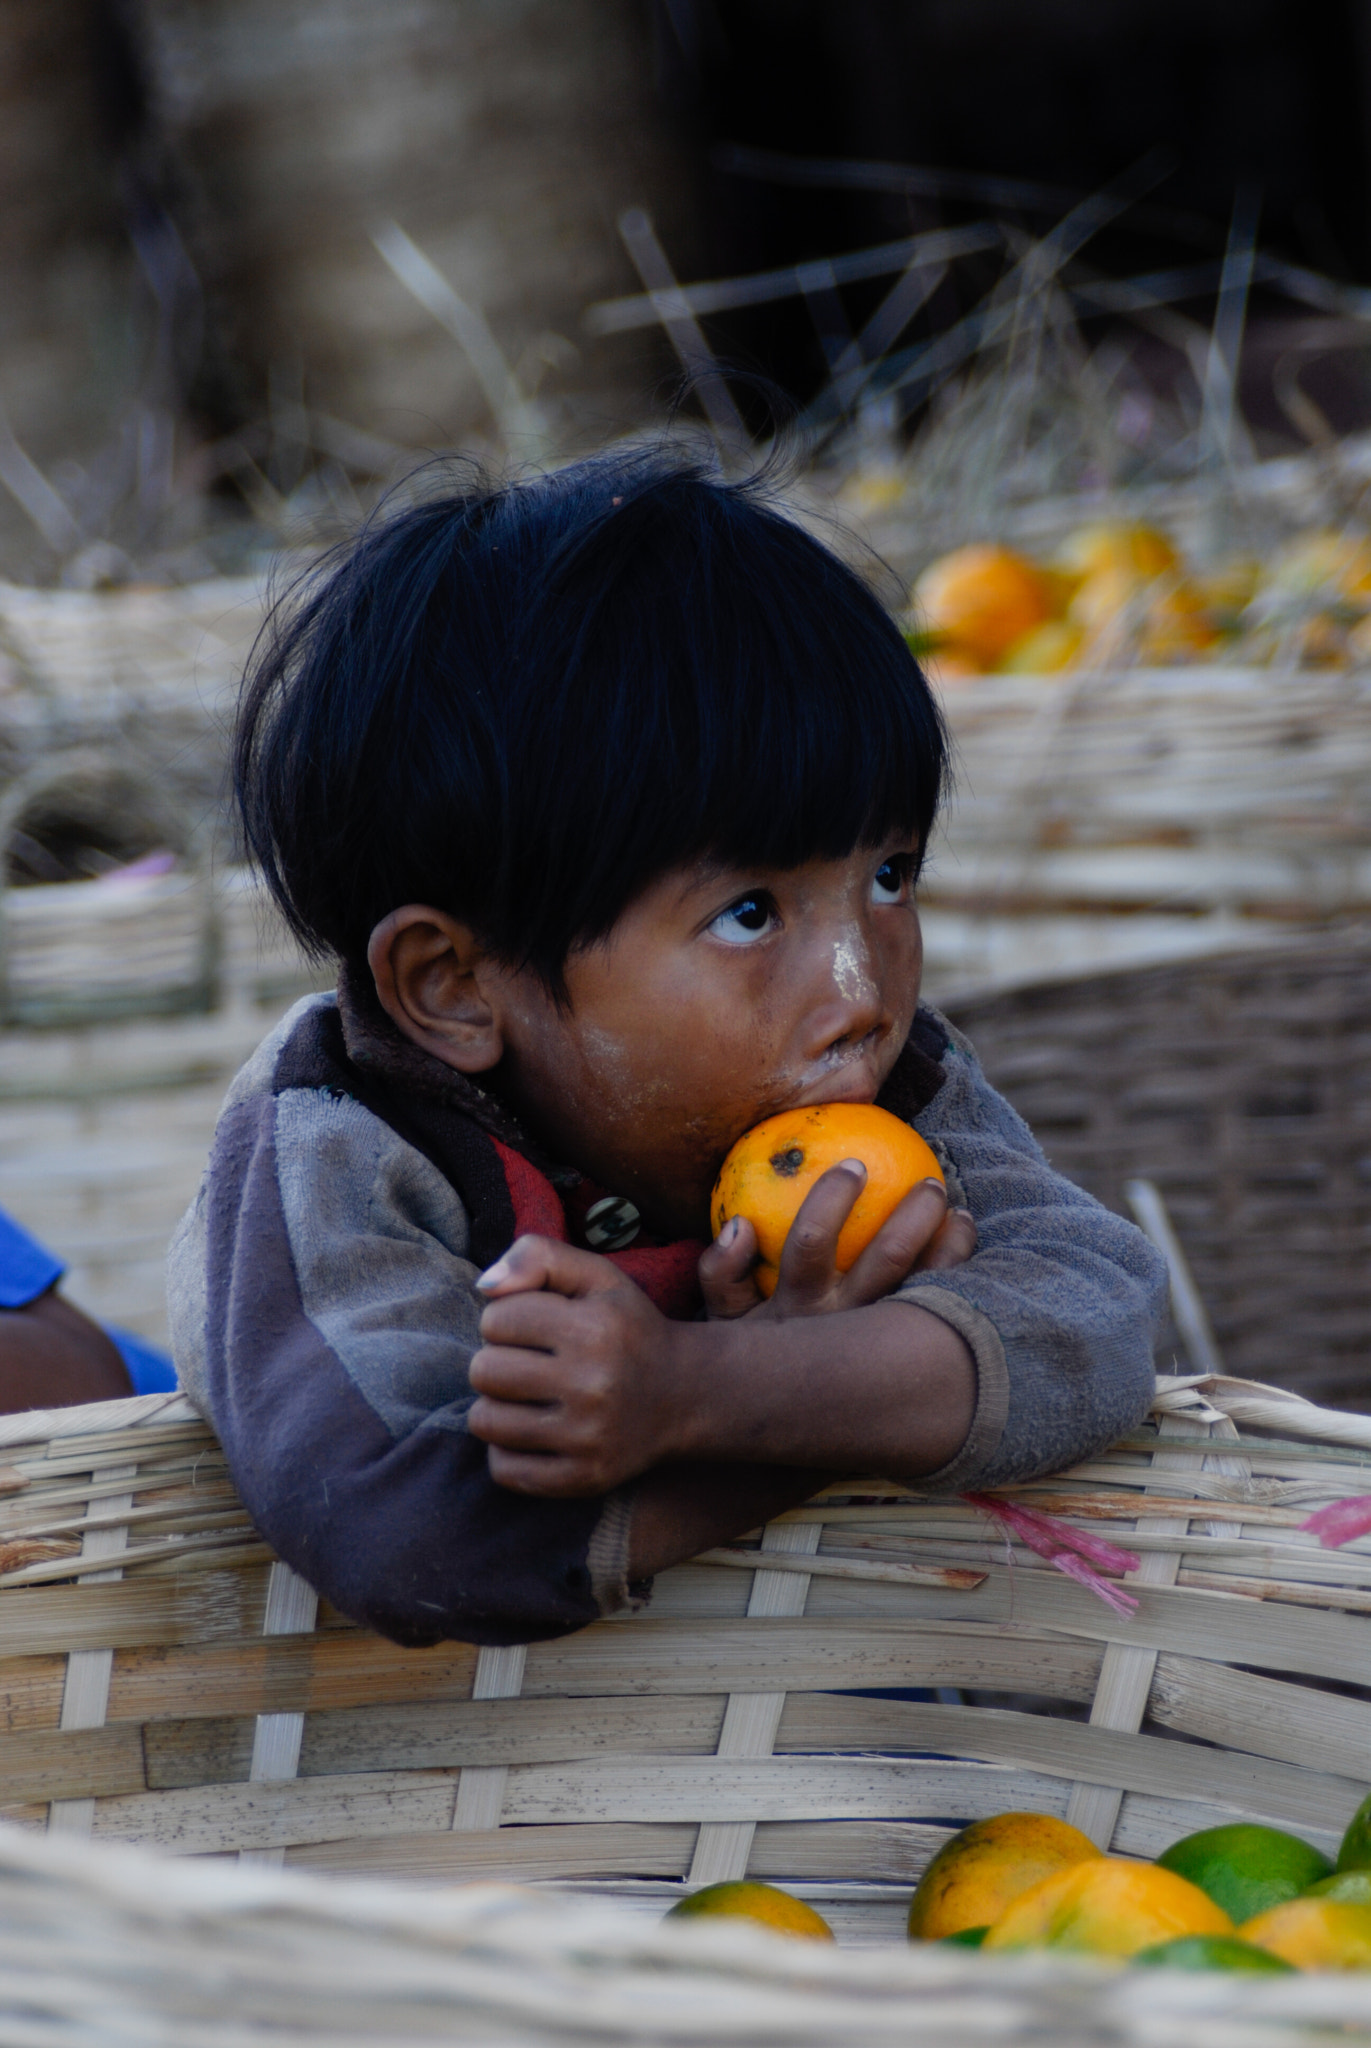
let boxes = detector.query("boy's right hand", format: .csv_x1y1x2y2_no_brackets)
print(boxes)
699,1163,976,1322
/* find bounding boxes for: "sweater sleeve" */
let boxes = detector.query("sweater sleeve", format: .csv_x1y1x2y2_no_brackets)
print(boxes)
167,1071,635,1647
894,1014,1168,1491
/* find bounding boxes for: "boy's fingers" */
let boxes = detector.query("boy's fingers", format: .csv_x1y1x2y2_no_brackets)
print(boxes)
468,1392,566,1452
839,1178,950,1303
915,1206,978,1271
469,1341,563,1402
698,1215,763,1320
774,1162,866,1300
476,1234,626,1300
478,1290,587,1352
486,1447,599,1497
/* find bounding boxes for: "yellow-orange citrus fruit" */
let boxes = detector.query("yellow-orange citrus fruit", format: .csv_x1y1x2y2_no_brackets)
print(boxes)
913,544,1050,672
997,620,1082,673
982,1857,1232,1957
1239,1896,1371,1970
1054,522,1178,583
907,1813,1100,1940
1068,567,1215,664
666,1881,835,1940
711,1103,943,1299
1268,529,1371,605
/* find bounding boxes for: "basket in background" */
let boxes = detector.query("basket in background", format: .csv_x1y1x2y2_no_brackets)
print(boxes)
946,935,1371,1411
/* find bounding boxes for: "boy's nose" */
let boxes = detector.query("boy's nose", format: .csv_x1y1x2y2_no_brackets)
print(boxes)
803,932,887,1054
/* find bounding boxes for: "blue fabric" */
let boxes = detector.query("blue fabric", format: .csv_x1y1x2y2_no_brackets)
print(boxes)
0,1209,64,1309
108,1328,179,1395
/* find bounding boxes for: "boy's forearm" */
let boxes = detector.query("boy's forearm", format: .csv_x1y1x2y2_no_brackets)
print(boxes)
625,1461,834,1581
665,1301,976,1479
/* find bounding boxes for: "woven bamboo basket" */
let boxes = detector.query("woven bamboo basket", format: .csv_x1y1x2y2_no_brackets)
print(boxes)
0,1374,1366,1961
945,934,1371,1411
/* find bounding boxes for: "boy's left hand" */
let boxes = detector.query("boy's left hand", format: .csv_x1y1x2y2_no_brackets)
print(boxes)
470,1238,690,1496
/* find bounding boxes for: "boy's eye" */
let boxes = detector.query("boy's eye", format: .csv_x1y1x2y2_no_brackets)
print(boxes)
707,893,778,945
872,856,913,904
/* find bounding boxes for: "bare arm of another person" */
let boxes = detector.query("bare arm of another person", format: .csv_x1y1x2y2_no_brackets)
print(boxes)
0,1285,132,1414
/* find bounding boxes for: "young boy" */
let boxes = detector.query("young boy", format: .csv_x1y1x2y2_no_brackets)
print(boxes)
168,453,1167,1647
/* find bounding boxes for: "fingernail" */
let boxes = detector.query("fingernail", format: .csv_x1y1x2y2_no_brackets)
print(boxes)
954,1206,974,1221
476,1257,512,1291
838,1158,868,1179
923,1176,948,1194
721,1217,741,1247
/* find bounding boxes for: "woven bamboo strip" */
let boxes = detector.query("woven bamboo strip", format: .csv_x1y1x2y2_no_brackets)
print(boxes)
452,1643,527,1831
521,1618,1105,1700
48,1457,133,1838
498,1758,1074,1828
772,1696,1362,1837
290,1821,701,1882
1150,1653,1371,1779
89,1770,461,1855
689,1517,821,1885
144,1695,730,1790
695,1545,986,1589
288,1819,958,1885
1068,1411,1243,1845
802,1560,1371,1681
0,1571,270,1660
240,1562,321,1869
0,1725,146,1803
106,1632,478,1723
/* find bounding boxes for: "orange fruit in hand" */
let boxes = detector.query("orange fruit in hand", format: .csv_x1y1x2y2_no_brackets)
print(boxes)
913,544,1050,672
667,1881,835,1940
982,1857,1232,1957
711,1103,943,1298
907,1813,1101,1940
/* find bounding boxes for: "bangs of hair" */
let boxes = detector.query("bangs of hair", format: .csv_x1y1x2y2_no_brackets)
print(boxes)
236,452,948,988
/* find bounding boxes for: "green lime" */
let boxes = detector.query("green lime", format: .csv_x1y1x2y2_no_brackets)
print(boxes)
1307,1870,1371,1905
1134,1934,1296,1973
1337,1793,1371,1874
940,1925,988,1947
1157,1825,1332,1923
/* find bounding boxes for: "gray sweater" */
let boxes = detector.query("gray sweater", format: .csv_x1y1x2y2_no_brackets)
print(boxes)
167,989,1167,1646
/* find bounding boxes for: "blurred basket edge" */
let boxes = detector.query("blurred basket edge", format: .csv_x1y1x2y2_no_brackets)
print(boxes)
0,1373,1366,1963
0,1824,1368,2047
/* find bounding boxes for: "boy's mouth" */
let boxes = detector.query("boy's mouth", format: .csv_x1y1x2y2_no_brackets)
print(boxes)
792,1030,886,1108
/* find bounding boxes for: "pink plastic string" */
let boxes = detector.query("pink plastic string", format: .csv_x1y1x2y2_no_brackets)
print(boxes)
1300,1496,1371,1549
964,1493,1141,1617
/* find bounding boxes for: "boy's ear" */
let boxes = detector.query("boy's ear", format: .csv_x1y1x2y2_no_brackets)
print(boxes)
367,907,505,1073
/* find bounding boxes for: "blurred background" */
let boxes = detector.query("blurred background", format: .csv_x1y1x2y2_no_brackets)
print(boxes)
1,0,1370,1404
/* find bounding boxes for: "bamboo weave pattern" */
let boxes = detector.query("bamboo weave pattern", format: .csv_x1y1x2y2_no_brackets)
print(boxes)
0,1376,1365,1948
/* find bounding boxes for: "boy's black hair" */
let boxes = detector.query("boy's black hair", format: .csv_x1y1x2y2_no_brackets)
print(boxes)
235,450,948,989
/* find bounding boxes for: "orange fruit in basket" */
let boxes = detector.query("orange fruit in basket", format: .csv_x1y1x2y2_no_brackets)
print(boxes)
1054,522,1178,582
1157,1825,1331,1924
913,544,1050,672
997,619,1082,673
1068,567,1216,664
711,1103,943,1299
907,1813,1100,1940
667,1881,835,1940
982,1857,1232,1957
1238,1896,1371,1970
